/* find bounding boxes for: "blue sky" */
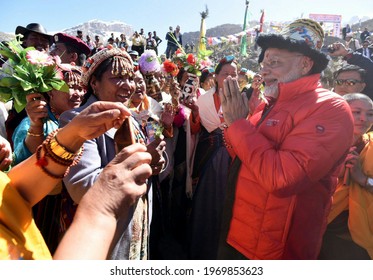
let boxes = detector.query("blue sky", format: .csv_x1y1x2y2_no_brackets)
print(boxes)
2,0,371,50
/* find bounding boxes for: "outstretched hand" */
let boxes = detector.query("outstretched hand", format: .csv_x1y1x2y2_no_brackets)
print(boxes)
57,101,132,153
327,42,349,57
219,76,249,126
69,101,132,141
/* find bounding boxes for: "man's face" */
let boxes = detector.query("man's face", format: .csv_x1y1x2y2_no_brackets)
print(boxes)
50,42,71,63
259,48,306,98
24,32,50,51
333,70,366,95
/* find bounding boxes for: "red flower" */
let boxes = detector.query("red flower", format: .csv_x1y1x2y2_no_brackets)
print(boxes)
163,60,179,76
186,53,196,65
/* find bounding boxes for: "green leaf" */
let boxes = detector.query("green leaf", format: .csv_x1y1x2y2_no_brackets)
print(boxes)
0,88,12,102
14,100,26,113
0,49,19,63
48,79,69,92
198,49,214,59
0,76,19,87
57,81,69,92
13,92,27,113
43,65,56,78
40,78,53,92
20,80,33,91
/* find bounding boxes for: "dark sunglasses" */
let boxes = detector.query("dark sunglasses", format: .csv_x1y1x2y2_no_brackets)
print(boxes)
335,79,363,86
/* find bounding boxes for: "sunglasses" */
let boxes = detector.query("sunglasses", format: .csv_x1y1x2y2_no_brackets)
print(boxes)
335,79,364,86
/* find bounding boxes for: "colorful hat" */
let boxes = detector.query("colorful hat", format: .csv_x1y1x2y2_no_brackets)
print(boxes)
53,33,91,56
257,18,328,74
81,46,134,86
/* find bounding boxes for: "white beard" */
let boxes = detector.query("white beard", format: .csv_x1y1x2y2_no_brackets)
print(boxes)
263,62,304,99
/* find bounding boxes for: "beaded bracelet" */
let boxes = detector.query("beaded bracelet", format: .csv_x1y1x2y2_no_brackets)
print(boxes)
43,129,83,166
221,126,232,149
36,145,67,179
43,141,84,167
35,130,84,179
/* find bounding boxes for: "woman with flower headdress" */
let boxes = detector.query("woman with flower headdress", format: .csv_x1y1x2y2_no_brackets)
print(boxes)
11,63,86,254
59,46,166,260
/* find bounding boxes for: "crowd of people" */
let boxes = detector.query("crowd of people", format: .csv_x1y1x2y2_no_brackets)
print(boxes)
0,17,373,261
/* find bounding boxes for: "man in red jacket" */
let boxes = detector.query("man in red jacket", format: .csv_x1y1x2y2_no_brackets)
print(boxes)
218,19,354,259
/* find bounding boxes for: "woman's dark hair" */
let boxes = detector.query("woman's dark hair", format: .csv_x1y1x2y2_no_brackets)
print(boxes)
333,64,367,82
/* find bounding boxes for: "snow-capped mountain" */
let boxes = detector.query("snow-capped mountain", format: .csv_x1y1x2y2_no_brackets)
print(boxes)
60,19,134,41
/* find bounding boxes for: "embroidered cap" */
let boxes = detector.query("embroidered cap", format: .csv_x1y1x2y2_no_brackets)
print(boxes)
81,46,134,86
280,18,324,51
257,18,329,74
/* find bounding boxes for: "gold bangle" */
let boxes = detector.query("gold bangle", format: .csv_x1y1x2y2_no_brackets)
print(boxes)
49,132,82,161
27,130,44,137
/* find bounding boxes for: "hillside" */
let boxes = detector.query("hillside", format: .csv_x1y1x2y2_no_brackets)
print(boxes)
183,23,244,46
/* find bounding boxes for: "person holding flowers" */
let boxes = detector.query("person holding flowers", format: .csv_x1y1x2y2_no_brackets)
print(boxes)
59,46,166,260
0,36,69,154
10,61,85,254
2,23,54,146
0,101,154,259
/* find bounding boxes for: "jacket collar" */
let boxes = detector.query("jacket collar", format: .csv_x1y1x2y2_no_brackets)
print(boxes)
277,73,321,101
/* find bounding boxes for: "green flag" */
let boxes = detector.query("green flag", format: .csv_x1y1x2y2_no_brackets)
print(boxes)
240,1,249,57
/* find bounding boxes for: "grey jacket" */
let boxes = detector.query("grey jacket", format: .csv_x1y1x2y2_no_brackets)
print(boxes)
59,94,152,259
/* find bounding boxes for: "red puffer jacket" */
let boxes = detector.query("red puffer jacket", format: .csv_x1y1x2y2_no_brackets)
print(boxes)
224,74,354,259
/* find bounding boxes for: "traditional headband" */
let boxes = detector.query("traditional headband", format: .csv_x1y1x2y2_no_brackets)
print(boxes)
81,45,134,86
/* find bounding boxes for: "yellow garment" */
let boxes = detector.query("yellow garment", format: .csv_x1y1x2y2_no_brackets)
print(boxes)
328,133,373,258
0,172,52,259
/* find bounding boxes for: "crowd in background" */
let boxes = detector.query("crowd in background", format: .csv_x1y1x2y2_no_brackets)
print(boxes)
0,18,373,261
